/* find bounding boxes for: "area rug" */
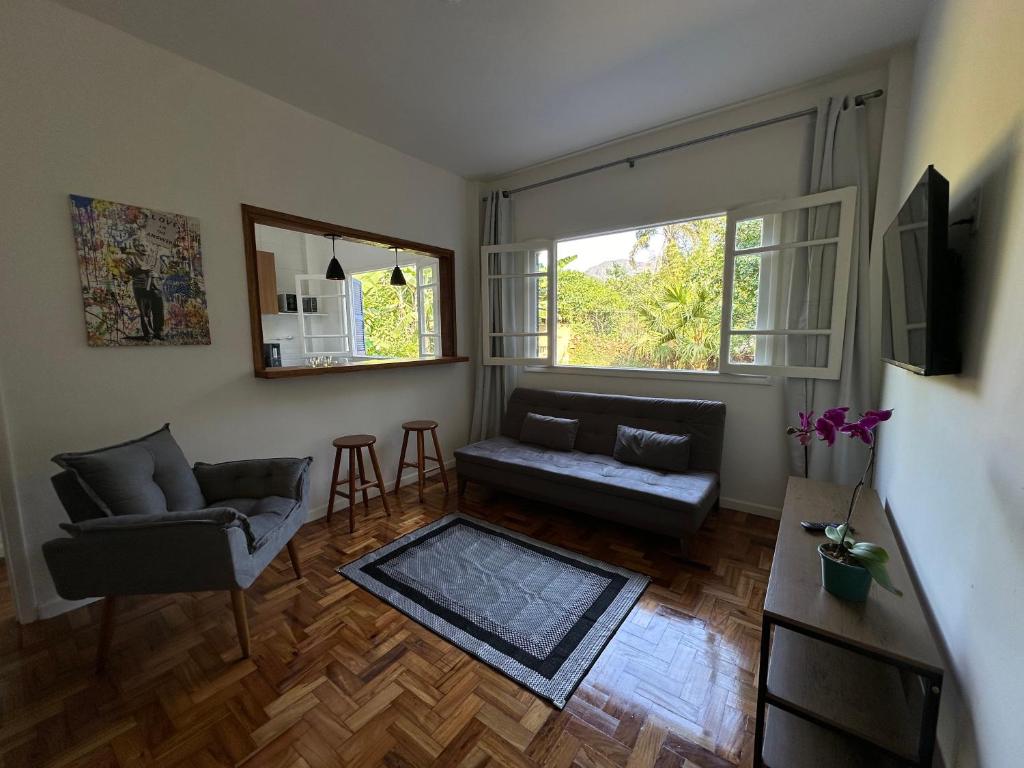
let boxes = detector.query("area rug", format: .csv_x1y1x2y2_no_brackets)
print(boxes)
338,513,649,708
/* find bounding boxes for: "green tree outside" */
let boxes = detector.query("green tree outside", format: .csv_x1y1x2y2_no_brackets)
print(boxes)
556,215,764,371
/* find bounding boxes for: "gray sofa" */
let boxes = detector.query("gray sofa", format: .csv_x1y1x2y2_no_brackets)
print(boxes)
42,424,311,670
455,388,725,542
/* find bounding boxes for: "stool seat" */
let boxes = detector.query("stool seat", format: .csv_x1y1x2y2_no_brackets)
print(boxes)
401,420,438,431
333,434,376,449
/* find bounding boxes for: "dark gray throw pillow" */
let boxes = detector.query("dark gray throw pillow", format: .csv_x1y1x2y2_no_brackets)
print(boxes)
53,424,206,516
519,412,579,451
613,425,690,473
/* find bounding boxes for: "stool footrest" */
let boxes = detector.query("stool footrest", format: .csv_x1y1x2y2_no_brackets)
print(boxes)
333,479,383,497
401,456,441,469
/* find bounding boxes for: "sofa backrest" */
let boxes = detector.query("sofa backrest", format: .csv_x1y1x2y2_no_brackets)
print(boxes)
502,387,726,474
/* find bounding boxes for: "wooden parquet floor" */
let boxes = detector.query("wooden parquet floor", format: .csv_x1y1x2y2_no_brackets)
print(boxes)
0,484,778,768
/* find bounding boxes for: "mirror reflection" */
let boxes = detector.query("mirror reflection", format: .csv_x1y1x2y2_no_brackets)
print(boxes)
255,224,441,369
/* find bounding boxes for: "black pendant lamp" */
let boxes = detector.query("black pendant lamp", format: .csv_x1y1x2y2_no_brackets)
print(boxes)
324,234,346,281
389,247,407,287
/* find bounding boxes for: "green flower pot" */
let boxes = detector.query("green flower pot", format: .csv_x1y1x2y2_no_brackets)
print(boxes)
818,544,872,602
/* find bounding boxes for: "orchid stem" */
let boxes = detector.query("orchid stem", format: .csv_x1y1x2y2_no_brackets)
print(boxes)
837,443,875,551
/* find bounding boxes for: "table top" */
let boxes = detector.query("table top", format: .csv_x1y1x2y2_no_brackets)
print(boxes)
764,476,944,676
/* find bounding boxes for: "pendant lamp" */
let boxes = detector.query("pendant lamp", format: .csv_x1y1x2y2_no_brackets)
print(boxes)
389,247,407,287
324,234,346,280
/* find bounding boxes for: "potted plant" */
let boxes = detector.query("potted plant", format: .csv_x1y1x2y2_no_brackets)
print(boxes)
787,407,902,601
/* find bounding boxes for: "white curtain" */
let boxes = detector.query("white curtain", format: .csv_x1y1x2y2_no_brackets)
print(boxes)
469,191,521,441
784,96,876,484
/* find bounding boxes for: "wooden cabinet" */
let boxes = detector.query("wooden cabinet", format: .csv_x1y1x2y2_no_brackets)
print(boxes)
256,250,278,314
755,478,944,767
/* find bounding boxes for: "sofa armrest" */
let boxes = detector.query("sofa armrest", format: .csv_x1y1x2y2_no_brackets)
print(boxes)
42,508,256,598
193,457,312,503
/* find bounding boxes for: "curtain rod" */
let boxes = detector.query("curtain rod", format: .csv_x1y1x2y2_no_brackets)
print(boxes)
485,88,884,200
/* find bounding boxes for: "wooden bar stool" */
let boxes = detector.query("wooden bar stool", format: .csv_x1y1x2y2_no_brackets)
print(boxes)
394,420,449,502
327,434,390,533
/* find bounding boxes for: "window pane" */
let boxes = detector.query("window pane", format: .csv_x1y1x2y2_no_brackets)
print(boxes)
555,217,725,372
488,334,548,359
420,335,438,357
730,253,761,330
735,217,764,250
420,286,436,332
351,268,420,359
419,265,435,285
728,332,830,368
774,201,842,244
731,243,839,333
486,248,549,276
486,276,547,335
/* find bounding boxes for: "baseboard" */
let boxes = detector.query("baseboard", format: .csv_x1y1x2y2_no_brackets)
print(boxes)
721,496,781,520
306,458,457,522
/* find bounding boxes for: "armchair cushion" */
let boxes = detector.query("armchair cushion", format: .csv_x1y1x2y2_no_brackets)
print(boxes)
52,424,205,516
213,496,301,550
194,457,312,503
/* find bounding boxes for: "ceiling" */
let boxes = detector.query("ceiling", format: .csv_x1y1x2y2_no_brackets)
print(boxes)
55,0,928,179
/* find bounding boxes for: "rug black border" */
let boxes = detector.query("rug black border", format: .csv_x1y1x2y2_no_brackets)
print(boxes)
337,512,650,708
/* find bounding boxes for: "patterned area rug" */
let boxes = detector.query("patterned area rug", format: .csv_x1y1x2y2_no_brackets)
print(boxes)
339,513,650,708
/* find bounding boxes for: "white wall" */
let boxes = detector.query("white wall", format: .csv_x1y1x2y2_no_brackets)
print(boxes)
483,64,891,515
873,1,1024,766
0,0,474,622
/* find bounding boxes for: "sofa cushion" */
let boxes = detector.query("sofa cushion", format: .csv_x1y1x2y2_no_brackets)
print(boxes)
519,412,579,451
216,496,301,550
613,425,690,473
53,424,205,517
455,437,717,515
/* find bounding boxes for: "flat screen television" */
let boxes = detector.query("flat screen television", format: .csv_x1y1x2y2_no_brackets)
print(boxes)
881,165,962,375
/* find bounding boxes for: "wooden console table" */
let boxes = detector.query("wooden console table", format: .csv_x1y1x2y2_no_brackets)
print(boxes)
755,477,944,767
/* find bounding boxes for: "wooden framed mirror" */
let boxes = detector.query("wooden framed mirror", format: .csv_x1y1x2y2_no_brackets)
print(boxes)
241,205,467,378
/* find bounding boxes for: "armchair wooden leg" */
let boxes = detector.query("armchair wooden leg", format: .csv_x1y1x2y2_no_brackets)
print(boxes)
286,539,303,579
95,596,117,674
230,589,251,659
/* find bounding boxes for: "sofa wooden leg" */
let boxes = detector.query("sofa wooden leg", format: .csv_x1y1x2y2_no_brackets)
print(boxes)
230,589,251,659
457,475,468,497
286,539,303,579
95,596,117,674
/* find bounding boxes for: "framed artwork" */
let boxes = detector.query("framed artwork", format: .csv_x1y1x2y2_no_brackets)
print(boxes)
68,194,211,346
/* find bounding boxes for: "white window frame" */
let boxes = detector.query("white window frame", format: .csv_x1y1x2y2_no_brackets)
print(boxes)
719,186,857,379
416,262,441,357
479,240,555,366
296,274,351,359
479,188,856,380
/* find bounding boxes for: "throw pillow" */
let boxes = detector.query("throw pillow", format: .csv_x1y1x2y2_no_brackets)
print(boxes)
520,412,579,451
613,425,690,472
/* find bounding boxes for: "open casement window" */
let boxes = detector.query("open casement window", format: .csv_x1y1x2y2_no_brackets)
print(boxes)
296,274,352,359
416,262,441,357
480,241,554,365
720,186,857,379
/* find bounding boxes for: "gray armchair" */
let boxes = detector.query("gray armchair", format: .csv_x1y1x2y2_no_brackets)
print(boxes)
42,425,312,671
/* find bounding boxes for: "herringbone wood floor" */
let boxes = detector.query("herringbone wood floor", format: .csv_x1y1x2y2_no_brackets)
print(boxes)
0,483,778,768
